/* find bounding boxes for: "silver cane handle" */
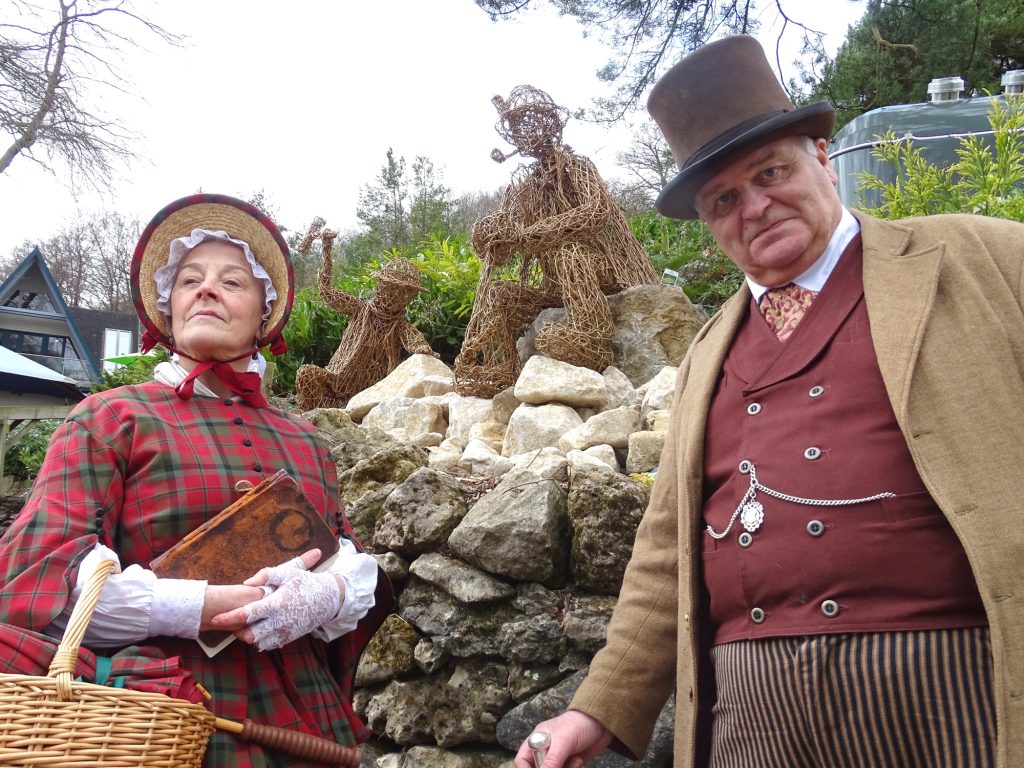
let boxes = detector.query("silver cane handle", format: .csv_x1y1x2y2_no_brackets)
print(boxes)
528,731,550,768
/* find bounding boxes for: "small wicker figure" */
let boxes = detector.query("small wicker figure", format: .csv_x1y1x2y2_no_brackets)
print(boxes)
454,85,659,397
294,219,437,411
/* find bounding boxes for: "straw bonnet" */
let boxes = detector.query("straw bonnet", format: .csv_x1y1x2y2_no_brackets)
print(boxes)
373,258,425,292
647,35,836,219
131,193,295,355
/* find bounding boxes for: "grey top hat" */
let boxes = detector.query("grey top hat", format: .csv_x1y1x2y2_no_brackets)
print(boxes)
647,35,836,219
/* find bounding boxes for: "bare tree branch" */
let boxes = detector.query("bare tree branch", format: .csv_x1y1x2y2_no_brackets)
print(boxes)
475,0,866,121
0,0,181,189
871,24,918,52
613,120,676,207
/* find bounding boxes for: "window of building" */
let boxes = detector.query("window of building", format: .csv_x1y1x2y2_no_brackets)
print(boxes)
0,330,81,378
17,332,43,356
3,289,56,312
46,336,66,357
103,328,134,371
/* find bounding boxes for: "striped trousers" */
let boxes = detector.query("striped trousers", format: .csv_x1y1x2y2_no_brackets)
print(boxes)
709,628,996,768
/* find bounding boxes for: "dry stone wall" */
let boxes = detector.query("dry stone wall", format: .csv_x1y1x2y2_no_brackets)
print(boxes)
322,283,702,767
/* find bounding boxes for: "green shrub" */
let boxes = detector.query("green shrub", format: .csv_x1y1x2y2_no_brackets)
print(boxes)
273,287,350,394
272,233,483,389
4,419,61,480
630,209,709,271
92,348,169,393
858,94,1024,222
630,209,741,313
674,251,744,313
405,233,481,359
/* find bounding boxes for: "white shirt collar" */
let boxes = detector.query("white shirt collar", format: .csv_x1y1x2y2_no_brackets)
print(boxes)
746,207,860,301
152,353,265,399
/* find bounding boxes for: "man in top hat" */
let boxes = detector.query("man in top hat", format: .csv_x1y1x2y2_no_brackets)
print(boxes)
516,35,1024,768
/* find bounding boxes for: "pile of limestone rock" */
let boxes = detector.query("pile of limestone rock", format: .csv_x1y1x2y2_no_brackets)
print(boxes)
302,284,703,768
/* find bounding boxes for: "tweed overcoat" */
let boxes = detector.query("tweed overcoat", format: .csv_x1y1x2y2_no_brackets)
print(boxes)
571,211,1024,767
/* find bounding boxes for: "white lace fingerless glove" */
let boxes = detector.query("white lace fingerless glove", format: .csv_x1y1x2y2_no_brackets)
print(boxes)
243,561,343,651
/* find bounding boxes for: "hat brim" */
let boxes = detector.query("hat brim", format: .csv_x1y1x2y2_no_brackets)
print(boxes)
655,101,836,220
131,194,294,350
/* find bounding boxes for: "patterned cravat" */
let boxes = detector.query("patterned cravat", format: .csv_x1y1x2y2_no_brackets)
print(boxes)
759,283,818,341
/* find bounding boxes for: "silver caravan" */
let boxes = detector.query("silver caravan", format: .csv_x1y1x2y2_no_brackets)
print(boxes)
829,70,1024,207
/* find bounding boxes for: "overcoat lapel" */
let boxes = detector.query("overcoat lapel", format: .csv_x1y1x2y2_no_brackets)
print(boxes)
856,212,944,423
675,291,748,515
685,291,748,415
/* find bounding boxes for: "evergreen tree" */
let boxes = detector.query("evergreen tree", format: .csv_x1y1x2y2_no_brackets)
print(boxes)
409,157,457,242
799,0,1024,130
354,148,410,259
351,150,464,263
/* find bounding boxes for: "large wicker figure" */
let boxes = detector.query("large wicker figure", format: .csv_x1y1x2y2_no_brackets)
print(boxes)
453,85,660,397
294,221,436,411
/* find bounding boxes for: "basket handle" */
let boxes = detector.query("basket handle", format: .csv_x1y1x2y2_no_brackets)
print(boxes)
43,558,362,767
47,557,119,701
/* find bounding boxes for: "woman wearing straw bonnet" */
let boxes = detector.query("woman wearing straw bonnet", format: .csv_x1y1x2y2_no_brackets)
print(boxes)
0,194,391,767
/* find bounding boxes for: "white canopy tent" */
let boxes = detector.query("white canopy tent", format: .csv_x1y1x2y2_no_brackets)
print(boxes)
1,344,78,384
0,344,83,480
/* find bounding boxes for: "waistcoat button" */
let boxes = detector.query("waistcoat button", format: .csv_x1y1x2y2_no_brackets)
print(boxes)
804,447,822,460
750,607,766,624
746,403,762,415
809,385,825,397
821,599,840,617
807,520,825,537
738,460,752,474
738,532,753,548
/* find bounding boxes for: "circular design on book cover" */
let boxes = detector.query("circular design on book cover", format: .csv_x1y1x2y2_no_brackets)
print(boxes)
270,507,315,552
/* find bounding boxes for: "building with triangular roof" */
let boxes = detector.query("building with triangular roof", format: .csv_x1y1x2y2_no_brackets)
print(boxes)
0,248,137,391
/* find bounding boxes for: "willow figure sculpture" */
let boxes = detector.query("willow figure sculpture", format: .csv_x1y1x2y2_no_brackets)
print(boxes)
453,85,659,397
294,219,437,411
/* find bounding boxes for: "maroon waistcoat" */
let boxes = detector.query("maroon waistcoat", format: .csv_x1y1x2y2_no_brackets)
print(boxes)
701,236,986,644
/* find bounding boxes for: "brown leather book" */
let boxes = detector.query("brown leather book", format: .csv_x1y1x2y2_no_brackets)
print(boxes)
150,469,340,656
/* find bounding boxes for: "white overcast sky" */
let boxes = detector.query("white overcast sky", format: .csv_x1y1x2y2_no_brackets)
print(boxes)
0,0,865,254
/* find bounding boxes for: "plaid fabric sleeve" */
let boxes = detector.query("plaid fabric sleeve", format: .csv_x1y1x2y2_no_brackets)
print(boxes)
0,396,129,631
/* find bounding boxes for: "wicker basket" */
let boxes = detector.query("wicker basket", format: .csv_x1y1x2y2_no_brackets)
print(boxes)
0,559,216,768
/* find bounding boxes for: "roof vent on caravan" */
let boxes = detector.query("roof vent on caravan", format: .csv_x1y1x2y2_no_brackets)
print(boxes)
1002,70,1024,95
926,76,965,102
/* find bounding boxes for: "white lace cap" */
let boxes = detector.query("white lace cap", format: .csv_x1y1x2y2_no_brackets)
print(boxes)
153,228,278,320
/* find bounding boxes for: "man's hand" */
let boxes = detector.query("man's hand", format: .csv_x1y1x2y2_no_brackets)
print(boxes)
513,710,613,768
208,548,345,650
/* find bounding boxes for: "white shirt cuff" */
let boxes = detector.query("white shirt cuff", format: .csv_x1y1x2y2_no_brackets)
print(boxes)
45,544,206,647
149,576,206,639
312,538,378,642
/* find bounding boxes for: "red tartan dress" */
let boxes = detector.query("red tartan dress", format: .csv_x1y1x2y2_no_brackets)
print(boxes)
0,381,390,768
